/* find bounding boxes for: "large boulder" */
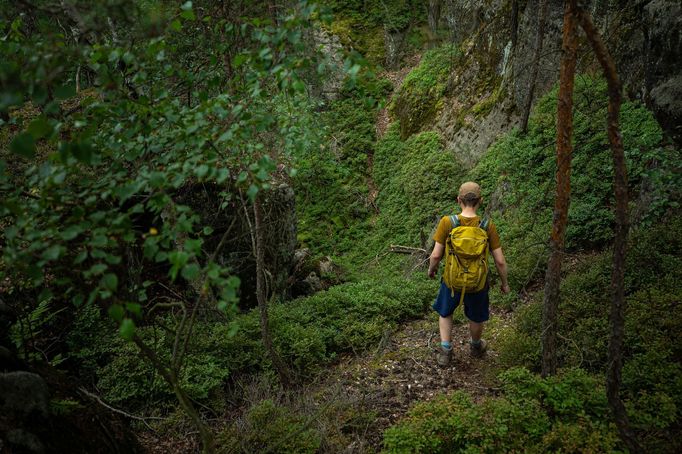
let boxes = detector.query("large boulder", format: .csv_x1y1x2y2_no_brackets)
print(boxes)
643,0,682,141
0,366,143,453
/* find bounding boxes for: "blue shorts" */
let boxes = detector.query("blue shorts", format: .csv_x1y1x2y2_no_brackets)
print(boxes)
432,281,490,323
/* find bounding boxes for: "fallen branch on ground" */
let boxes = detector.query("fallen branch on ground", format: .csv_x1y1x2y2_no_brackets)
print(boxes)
389,245,428,254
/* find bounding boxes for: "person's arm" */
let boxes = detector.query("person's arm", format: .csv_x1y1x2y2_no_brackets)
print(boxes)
428,242,445,279
491,247,510,294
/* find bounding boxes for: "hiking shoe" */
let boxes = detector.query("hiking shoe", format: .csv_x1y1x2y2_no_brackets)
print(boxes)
437,345,453,367
470,339,487,358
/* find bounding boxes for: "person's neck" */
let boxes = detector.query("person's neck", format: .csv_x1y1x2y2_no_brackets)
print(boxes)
460,207,478,217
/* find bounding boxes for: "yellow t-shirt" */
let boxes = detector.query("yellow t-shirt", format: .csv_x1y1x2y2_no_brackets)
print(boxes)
432,215,502,251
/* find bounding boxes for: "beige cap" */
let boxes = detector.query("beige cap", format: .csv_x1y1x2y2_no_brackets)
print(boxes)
458,181,481,198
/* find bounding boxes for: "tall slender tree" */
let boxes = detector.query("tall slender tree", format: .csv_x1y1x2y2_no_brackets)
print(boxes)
253,192,293,388
577,8,643,453
541,0,578,378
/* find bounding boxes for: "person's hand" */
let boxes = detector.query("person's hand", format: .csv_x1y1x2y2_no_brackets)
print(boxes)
428,268,436,279
500,283,510,294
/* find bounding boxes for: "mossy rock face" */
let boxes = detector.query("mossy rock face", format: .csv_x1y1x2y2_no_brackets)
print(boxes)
390,45,458,139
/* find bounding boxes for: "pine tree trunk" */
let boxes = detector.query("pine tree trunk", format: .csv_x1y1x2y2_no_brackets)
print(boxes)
520,0,549,133
254,194,292,388
541,0,578,378
577,9,643,453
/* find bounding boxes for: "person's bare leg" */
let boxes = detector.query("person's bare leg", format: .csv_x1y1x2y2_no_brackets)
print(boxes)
439,315,453,343
469,321,483,342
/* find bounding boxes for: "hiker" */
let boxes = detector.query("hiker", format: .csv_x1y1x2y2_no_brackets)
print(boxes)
427,181,510,366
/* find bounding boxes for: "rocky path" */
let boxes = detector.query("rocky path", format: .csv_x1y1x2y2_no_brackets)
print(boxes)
316,305,512,450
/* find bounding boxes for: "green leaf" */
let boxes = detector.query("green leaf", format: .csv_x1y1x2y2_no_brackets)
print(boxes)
125,302,142,316
42,244,63,261
10,132,36,158
246,184,258,202
119,318,136,341
54,84,76,100
108,304,125,321
88,263,108,275
60,225,83,241
180,9,195,20
101,273,118,291
168,250,189,280
28,116,52,139
70,141,94,164
196,164,209,178
181,263,200,280
185,238,203,254
170,19,182,32
74,250,88,264
216,168,229,183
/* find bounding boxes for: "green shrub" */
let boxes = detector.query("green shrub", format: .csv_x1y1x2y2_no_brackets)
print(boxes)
383,368,619,453
495,218,682,450
390,45,458,138
470,76,679,268
293,74,391,257
79,274,436,407
217,399,321,453
370,125,464,255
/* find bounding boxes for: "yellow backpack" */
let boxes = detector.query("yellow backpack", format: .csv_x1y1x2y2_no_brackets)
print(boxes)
443,215,490,304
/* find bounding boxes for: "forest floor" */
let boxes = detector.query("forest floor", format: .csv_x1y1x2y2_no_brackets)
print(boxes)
136,305,513,453
311,304,513,451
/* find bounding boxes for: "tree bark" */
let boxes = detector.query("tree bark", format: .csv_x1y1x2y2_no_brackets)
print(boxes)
133,336,214,453
520,0,549,133
577,8,643,453
427,0,442,47
541,0,578,378
254,193,293,388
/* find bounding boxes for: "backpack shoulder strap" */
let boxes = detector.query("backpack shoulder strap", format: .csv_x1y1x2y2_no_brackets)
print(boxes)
450,215,460,229
479,217,489,231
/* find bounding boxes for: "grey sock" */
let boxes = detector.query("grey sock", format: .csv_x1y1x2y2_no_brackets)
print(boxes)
470,339,481,346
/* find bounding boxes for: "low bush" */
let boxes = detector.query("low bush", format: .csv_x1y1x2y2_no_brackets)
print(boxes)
371,124,464,253
383,367,620,453
217,399,322,453
68,274,436,408
470,76,680,287
495,218,682,451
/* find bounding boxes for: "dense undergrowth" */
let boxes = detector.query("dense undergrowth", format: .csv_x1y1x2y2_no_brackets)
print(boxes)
4,2,681,451
384,368,621,453
57,46,682,451
67,273,434,408
375,75,682,451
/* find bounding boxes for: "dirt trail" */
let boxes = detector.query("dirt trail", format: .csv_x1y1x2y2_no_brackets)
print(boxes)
317,305,512,449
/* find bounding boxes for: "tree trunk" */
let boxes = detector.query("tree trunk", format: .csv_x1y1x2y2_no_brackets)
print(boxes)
577,9,643,453
254,194,292,388
541,0,578,378
133,336,214,453
520,0,549,133
427,0,442,47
